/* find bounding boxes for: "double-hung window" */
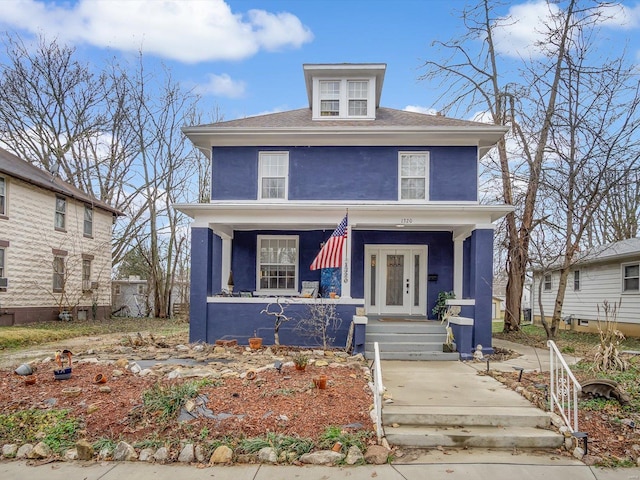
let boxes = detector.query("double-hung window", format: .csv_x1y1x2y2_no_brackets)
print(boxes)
0,176,6,216
543,274,552,291
257,235,298,293
55,196,66,230
259,152,289,200
0,247,5,291
84,206,93,237
573,270,580,291
53,256,65,292
623,263,639,293
319,81,340,116
348,81,368,116
399,152,429,201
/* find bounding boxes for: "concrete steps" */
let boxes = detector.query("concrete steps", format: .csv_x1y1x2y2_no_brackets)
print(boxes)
365,320,457,361
382,405,563,449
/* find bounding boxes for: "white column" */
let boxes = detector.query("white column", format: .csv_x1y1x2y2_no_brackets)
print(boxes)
221,236,232,291
342,224,352,298
453,238,464,298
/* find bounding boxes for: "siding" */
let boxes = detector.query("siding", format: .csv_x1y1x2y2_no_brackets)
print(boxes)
533,260,640,325
0,175,113,314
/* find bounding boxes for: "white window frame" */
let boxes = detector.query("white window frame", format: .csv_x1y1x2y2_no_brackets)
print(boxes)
313,78,374,119
348,80,368,117
622,262,640,293
0,176,6,217
256,235,299,295
137,284,146,295
258,152,289,201
543,274,552,292
0,246,5,278
573,270,580,291
398,152,430,201
55,196,66,230
84,205,93,237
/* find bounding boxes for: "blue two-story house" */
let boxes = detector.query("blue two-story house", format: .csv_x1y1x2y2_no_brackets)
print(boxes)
176,63,511,358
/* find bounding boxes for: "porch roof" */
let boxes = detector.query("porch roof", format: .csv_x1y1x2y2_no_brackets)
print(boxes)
174,201,513,239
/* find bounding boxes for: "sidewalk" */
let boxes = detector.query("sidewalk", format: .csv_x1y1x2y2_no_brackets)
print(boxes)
2,459,639,480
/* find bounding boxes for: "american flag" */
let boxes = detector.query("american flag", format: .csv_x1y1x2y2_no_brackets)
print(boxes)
310,214,348,270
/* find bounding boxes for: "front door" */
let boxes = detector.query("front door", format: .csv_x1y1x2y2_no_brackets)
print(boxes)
365,245,427,316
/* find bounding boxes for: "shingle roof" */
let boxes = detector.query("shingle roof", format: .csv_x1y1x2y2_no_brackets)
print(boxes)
576,237,640,264
0,147,122,215
195,107,494,129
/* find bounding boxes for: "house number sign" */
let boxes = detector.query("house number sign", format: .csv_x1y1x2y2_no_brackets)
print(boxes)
400,218,413,224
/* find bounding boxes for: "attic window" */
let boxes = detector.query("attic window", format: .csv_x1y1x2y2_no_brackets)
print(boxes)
320,81,340,116
348,81,368,116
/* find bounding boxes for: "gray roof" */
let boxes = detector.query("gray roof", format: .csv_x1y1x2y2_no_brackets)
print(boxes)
576,237,640,264
0,147,122,216
194,107,493,129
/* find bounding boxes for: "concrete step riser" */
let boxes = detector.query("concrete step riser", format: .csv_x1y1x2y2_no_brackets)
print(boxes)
366,342,446,352
385,431,563,449
367,325,445,334
366,333,447,343
383,412,550,428
365,351,459,361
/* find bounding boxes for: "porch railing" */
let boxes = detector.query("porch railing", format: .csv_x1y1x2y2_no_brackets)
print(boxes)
371,341,385,443
547,340,582,432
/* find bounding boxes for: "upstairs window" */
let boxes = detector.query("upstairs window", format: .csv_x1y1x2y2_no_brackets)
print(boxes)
543,274,552,291
319,81,340,116
623,263,639,293
84,206,93,237
259,152,289,200
573,270,580,291
399,152,429,201
0,176,6,216
257,235,298,293
55,196,66,230
0,247,5,289
348,81,368,116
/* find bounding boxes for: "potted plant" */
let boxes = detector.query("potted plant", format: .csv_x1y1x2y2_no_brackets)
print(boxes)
227,271,234,293
249,330,262,350
293,352,308,371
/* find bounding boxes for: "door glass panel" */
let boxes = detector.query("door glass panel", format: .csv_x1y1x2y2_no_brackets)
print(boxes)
386,254,404,306
370,254,377,306
414,254,420,307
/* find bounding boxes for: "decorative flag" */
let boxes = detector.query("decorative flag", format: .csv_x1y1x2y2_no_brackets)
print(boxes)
310,214,348,271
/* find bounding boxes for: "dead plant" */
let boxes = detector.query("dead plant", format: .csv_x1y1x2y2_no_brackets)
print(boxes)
593,300,628,372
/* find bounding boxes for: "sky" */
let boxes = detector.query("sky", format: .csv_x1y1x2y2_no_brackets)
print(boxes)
1,0,640,123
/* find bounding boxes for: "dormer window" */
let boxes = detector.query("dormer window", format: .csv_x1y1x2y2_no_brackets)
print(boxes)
320,81,340,117
348,81,368,116
315,78,372,119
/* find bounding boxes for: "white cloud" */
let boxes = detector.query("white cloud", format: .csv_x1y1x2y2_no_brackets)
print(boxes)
596,2,640,29
404,105,437,115
195,73,246,98
492,1,560,59
0,0,314,63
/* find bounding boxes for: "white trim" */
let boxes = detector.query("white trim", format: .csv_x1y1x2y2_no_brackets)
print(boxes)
448,316,474,326
446,299,476,306
621,261,640,294
342,223,352,298
222,237,232,292
312,77,376,120
207,295,364,305
256,235,299,295
453,238,464,298
353,315,368,324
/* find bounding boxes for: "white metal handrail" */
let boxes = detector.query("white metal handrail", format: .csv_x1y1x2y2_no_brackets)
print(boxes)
548,340,582,432
371,342,385,443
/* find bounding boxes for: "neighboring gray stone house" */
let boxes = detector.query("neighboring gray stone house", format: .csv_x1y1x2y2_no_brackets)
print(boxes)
0,147,121,325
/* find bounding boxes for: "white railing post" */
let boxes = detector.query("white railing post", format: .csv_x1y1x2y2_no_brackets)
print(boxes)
547,340,581,433
372,342,385,443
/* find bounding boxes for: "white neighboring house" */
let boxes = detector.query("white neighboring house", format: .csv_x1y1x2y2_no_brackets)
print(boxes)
0,147,122,325
532,237,640,336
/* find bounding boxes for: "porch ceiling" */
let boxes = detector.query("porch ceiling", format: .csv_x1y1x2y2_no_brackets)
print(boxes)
174,202,513,237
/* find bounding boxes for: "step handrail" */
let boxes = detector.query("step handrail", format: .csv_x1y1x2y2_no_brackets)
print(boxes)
372,342,385,443
547,340,581,432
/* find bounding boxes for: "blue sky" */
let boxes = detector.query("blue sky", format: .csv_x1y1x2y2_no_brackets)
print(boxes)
1,0,640,122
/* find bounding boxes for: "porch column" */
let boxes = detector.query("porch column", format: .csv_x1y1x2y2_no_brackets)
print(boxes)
469,226,495,353
342,223,352,298
221,236,232,292
189,227,214,343
452,229,471,299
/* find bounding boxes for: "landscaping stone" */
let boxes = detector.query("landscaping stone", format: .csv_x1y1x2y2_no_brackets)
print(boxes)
139,448,155,462
28,441,52,459
99,386,112,393
210,445,233,464
195,444,206,463
76,439,94,460
2,444,18,458
154,447,170,463
299,450,344,465
64,449,78,461
258,446,278,464
364,445,390,464
113,441,137,461
573,446,585,459
98,447,111,460
16,444,33,459
345,445,364,465
178,443,194,463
